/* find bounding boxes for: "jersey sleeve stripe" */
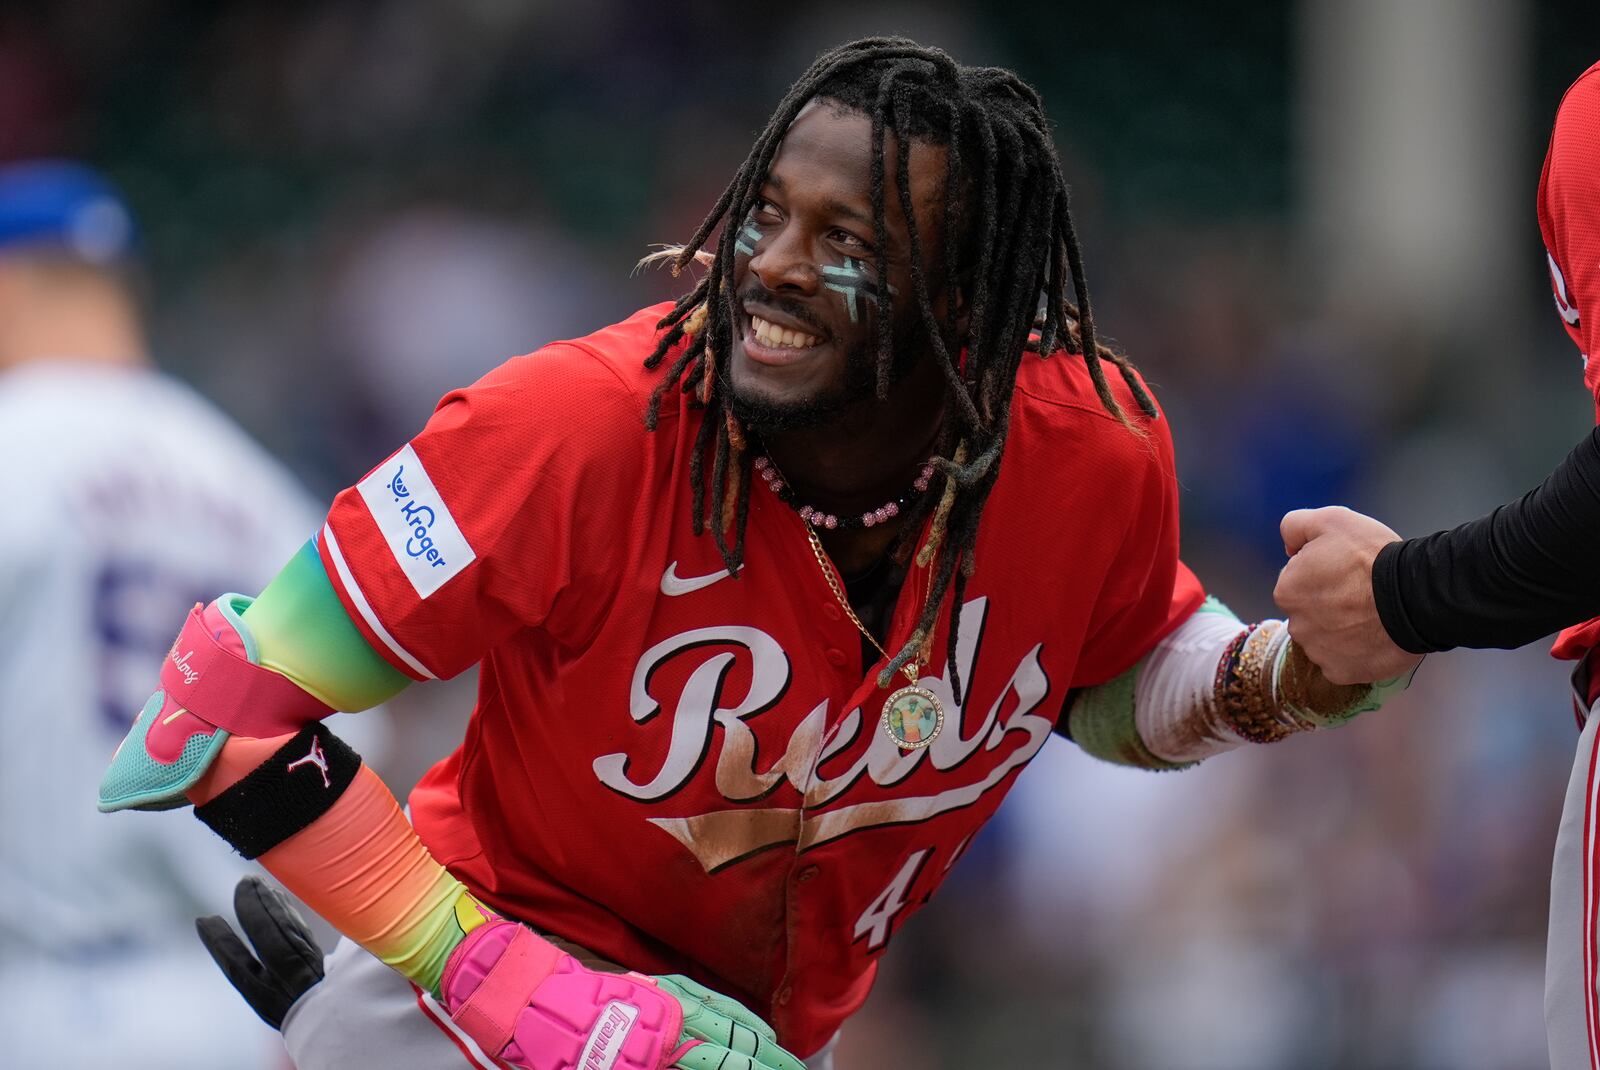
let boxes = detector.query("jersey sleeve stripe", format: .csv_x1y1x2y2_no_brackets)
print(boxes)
320,522,439,681
410,982,512,1070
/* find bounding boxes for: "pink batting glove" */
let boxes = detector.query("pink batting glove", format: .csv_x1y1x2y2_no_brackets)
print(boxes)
441,920,806,1070
442,921,690,1070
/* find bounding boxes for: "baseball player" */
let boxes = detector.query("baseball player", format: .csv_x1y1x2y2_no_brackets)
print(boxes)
0,160,321,1067
101,39,1404,1069
1274,60,1600,1067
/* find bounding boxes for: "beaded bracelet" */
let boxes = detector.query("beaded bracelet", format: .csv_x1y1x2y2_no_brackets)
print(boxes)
1216,623,1299,745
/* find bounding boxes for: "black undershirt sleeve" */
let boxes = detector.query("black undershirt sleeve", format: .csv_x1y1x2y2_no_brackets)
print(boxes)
1373,425,1600,653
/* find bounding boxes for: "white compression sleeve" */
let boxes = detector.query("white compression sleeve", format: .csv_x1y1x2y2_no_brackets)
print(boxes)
1133,601,1251,764
1068,598,1399,771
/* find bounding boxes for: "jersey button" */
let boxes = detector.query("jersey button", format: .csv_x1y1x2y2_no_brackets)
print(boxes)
776,984,793,1005
822,603,842,621
796,865,819,883
824,648,849,668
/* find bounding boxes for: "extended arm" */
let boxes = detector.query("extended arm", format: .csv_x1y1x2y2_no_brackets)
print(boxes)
1066,597,1404,770
1273,427,1600,683
1374,426,1600,653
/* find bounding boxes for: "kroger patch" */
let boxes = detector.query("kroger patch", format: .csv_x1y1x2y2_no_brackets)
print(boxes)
356,444,475,598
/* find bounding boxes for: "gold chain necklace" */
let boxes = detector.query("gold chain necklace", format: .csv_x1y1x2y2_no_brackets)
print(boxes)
802,523,946,750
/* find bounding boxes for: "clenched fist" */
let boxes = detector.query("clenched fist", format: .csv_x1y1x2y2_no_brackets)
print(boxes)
1274,507,1423,686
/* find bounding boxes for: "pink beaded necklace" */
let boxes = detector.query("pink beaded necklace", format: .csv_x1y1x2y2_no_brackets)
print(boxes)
753,454,935,532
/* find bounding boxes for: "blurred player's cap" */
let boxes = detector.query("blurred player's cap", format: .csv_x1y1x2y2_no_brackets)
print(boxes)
0,160,137,264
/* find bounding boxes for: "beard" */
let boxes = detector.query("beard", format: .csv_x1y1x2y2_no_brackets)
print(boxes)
726,312,928,434
726,334,875,432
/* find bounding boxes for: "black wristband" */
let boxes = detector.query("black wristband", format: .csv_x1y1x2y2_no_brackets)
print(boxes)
195,723,361,859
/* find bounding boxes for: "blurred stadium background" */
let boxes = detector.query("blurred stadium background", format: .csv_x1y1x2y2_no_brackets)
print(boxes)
6,0,1600,1065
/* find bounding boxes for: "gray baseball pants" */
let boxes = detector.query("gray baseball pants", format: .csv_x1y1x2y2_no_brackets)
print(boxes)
1548,667,1600,1069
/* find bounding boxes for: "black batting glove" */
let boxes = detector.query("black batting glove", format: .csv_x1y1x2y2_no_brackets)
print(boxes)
195,875,325,1029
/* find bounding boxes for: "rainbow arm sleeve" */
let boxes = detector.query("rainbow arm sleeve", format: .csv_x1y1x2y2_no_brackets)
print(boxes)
187,539,492,996
241,539,411,710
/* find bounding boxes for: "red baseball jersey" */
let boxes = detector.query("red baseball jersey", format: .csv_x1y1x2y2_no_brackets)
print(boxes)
1539,62,1600,661
318,303,1204,1056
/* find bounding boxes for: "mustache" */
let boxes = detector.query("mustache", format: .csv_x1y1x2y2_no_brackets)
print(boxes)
737,286,832,340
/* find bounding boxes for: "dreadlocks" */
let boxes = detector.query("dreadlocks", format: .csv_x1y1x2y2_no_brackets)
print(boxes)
642,37,1156,703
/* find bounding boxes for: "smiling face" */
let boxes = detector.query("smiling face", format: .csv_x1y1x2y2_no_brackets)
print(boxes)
727,100,959,432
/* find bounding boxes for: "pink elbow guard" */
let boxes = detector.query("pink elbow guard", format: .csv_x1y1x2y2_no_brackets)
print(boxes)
98,594,333,812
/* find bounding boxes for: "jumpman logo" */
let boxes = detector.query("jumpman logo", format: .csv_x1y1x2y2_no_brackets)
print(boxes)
286,737,332,788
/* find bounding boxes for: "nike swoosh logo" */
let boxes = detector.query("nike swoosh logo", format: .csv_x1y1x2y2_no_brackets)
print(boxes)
661,561,733,596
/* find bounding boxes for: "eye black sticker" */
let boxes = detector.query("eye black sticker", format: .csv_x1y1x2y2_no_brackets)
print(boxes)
821,257,897,323
734,221,763,257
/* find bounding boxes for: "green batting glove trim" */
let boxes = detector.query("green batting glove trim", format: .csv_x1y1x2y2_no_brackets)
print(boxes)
1066,663,1194,772
98,689,231,812
1196,595,1242,620
1284,657,1421,729
654,975,807,1070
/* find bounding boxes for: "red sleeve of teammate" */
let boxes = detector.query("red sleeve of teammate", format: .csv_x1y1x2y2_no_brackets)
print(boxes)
318,344,644,680
1539,60,1600,388
1069,410,1206,687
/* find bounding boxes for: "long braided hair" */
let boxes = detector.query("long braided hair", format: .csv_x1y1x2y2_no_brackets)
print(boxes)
642,37,1155,703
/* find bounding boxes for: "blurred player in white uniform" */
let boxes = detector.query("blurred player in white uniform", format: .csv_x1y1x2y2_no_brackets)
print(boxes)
0,160,329,1067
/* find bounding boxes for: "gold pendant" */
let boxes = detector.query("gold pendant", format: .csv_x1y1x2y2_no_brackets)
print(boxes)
881,685,945,749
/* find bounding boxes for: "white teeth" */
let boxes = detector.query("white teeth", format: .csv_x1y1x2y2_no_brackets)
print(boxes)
750,315,819,350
